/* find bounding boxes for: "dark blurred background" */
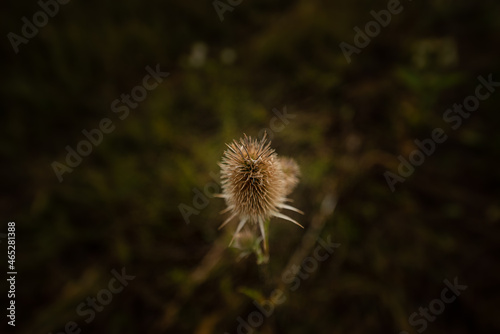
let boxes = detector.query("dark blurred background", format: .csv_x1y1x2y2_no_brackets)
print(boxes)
1,0,500,333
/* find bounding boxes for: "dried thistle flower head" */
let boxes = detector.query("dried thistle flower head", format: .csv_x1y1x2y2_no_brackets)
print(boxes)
231,225,266,262
218,133,303,252
278,157,300,196
232,225,261,252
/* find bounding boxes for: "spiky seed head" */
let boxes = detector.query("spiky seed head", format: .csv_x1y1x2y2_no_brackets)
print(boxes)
232,225,260,251
218,133,304,252
219,133,285,223
278,157,300,196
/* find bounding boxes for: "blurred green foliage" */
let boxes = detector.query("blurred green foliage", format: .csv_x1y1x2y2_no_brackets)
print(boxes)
1,0,500,333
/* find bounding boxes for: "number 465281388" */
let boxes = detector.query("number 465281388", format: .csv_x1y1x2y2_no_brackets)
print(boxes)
7,222,15,271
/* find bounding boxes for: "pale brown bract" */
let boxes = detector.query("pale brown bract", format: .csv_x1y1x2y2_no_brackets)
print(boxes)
217,132,303,252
